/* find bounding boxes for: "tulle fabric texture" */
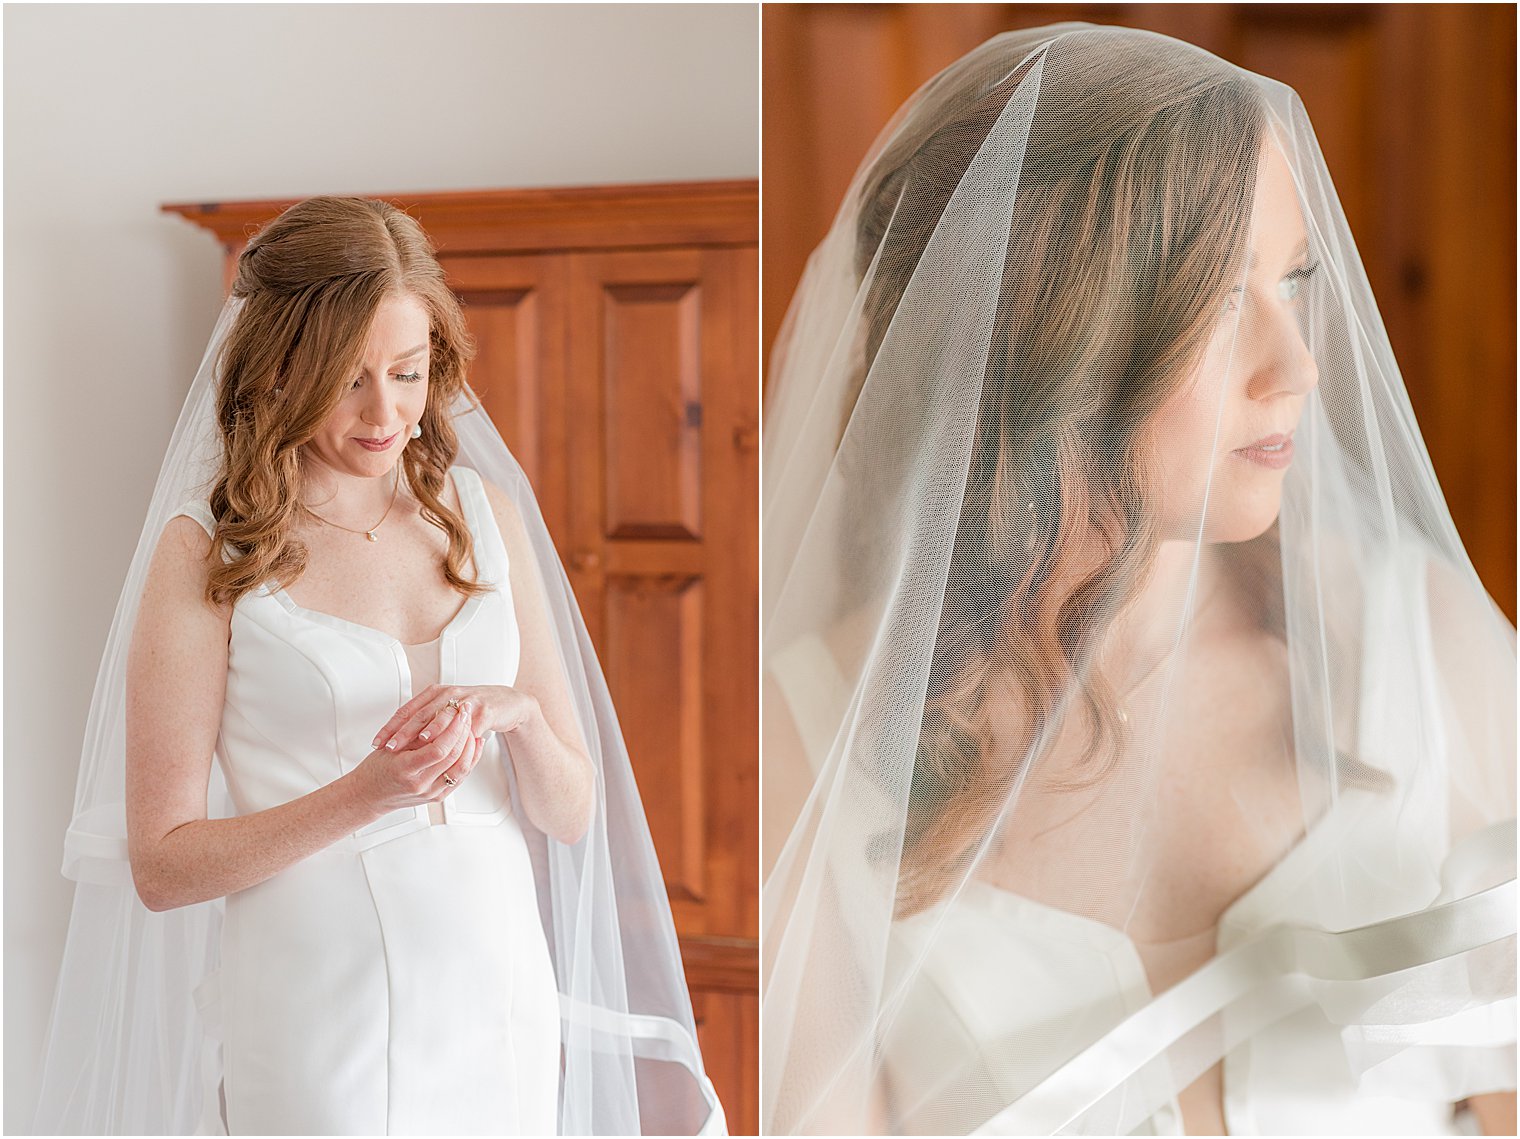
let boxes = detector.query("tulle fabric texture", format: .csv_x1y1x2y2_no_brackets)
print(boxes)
33,297,725,1135
761,24,1515,1135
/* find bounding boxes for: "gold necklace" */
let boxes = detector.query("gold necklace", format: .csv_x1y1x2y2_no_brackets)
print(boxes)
302,466,402,542
1116,647,1171,723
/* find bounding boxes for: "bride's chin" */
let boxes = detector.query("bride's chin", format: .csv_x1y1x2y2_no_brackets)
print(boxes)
1199,497,1283,545
1157,488,1284,546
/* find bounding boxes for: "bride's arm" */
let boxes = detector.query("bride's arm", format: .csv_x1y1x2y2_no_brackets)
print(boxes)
479,479,596,845
125,516,475,911
1466,1093,1516,1135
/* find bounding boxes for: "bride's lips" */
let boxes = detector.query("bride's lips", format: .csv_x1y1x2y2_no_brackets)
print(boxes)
1232,432,1294,470
355,432,398,452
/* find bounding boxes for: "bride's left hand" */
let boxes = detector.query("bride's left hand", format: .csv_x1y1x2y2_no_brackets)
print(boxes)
371,684,539,754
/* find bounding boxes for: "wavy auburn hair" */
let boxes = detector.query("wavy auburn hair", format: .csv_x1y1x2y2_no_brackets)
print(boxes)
850,30,1269,915
203,196,487,609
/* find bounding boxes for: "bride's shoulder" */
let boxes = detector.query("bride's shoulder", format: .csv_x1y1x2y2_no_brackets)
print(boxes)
145,510,233,622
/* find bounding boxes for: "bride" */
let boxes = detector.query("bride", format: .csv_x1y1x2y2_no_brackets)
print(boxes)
762,25,1514,1136
35,197,723,1135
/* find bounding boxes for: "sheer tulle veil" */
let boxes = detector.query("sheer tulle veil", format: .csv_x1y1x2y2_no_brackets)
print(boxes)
761,24,1515,1135
34,288,726,1134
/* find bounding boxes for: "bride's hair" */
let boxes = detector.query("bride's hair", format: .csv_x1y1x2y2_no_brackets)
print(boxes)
852,34,1269,915
204,196,489,608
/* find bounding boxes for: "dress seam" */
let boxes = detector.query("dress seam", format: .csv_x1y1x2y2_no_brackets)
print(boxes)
353,845,396,1134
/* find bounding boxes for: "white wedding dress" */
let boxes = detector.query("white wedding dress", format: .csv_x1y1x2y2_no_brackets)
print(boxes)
769,548,1506,1136
173,464,560,1136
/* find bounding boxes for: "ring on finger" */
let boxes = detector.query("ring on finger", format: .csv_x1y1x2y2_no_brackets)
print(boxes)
446,698,461,711
443,774,457,786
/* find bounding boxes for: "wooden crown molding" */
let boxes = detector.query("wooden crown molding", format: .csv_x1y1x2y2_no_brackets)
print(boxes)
163,179,759,256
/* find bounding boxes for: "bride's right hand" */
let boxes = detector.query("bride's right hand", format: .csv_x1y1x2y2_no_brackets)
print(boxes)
349,700,482,813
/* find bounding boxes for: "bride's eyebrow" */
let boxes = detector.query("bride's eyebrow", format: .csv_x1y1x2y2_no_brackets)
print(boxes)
1246,236,1311,271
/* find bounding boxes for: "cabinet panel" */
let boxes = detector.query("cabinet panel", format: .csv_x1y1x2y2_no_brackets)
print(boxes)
604,572,708,915
602,279,705,541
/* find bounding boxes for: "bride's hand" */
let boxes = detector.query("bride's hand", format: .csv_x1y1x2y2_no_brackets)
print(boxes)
371,684,539,756
351,700,481,813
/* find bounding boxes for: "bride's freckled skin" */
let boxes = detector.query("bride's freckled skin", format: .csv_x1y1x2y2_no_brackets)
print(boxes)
1147,141,1321,545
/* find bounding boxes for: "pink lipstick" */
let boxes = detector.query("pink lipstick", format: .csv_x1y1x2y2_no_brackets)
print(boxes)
1233,432,1293,470
355,432,398,452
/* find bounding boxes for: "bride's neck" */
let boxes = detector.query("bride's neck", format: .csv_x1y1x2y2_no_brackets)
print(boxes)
297,453,406,517
1051,530,1224,677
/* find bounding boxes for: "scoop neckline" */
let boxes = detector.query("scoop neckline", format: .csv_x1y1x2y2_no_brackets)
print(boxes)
267,467,480,649
950,785,1373,971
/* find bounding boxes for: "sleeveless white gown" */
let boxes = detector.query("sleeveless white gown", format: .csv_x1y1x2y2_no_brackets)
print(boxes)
174,465,560,1136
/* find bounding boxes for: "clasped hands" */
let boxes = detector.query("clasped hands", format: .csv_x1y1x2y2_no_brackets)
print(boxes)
351,684,539,813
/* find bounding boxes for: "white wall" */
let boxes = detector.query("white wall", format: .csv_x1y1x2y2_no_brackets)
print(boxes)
2,3,757,1128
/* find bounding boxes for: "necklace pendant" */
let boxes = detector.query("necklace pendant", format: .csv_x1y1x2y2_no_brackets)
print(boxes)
366,531,378,542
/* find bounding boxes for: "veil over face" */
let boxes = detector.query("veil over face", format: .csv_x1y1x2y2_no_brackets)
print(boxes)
761,24,1515,1135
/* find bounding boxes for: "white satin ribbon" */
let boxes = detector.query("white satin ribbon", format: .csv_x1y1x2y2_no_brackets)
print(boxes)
559,994,728,1135
974,833,1516,1135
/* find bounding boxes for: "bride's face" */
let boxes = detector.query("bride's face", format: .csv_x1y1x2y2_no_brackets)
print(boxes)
302,292,432,481
1146,141,1320,543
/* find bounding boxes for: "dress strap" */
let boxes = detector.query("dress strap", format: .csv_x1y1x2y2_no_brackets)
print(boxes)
171,499,216,539
449,465,511,586
169,498,241,567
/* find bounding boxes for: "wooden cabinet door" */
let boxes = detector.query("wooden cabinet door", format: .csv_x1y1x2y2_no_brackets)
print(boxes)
564,247,760,1130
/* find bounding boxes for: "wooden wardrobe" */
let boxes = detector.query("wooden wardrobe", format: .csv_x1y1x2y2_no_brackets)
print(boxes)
166,181,759,1134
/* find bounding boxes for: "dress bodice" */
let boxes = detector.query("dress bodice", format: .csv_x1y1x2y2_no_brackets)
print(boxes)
175,464,517,847
172,464,560,1135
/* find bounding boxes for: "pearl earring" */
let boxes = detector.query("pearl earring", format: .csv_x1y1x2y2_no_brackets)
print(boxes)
410,423,422,439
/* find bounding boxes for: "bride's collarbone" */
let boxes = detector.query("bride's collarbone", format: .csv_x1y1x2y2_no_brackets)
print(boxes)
282,511,469,642
981,700,1303,940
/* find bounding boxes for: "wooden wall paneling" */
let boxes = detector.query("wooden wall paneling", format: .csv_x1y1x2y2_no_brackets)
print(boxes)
601,275,705,542
696,245,760,942
605,568,709,914
1422,4,1517,614
691,987,760,1137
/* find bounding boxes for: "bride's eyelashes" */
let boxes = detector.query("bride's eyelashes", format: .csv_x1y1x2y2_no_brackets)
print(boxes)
1223,259,1320,313
348,370,425,390
1278,260,1320,302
